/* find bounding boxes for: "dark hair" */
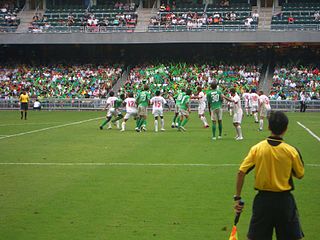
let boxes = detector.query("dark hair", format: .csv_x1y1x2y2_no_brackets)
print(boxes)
268,111,288,135
155,90,160,96
109,91,114,97
128,92,134,98
230,88,236,94
144,85,149,91
119,93,125,100
186,89,192,95
210,81,217,90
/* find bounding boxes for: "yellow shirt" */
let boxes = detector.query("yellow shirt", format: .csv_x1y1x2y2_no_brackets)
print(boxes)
240,137,304,192
19,94,29,103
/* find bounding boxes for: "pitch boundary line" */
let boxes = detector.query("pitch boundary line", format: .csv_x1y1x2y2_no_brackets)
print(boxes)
0,117,103,140
297,121,320,142
0,162,319,167
0,122,66,127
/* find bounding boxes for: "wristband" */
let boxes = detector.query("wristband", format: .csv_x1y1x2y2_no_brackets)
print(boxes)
233,195,241,201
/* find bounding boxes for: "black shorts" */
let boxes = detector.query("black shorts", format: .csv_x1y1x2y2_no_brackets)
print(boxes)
20,102,28,111
247,191,304,240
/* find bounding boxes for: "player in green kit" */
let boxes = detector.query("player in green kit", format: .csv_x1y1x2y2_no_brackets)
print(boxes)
171,89,185,128
178,89,192,131
206,81,232,140
136,85,151,132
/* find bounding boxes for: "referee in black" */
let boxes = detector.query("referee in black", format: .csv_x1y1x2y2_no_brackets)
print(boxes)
233,111,305,240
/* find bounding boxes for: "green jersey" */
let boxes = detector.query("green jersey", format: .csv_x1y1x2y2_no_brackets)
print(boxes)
114,98,123,109
180,95,190,110
207,89,223,110
175,91,185,107
136,90,150,107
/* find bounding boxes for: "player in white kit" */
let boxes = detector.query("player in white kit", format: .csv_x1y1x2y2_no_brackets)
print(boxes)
192,86,209,128
250,89,260,123
242,89,252,116
150,90,169,132
99,91,119,130
230,88,243,140
258,90,271,131
121,92,138,131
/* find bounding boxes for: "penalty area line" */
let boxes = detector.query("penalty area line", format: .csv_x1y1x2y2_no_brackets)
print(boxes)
297,121,320,142
0,117,104,140
0,162,319,167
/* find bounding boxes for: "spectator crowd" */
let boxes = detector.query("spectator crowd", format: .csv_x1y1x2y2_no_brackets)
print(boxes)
0,64,123,99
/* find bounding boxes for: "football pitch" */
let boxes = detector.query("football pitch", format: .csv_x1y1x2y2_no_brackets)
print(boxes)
0,110,319,240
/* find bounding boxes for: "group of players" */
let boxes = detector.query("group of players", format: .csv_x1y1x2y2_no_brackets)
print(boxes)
99,81,271,140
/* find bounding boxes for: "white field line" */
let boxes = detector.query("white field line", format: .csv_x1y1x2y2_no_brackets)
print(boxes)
297,121,320,142
0,162,319,167
0,117,103,140
0,122,65,127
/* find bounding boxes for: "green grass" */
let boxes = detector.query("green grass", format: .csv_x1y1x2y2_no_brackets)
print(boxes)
0,110,319,240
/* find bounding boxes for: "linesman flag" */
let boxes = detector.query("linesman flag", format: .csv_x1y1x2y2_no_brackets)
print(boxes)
228,200,244,240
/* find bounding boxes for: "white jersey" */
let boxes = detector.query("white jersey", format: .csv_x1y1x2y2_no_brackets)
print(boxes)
198,91,206,107
250,93,259,106
242,92,251,107
150,96,167,111
106,96,118,109
259,94,271,110
124,97,137,113
232,94,243,114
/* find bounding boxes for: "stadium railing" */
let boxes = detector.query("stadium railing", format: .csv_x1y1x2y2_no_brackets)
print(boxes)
1,99,319,111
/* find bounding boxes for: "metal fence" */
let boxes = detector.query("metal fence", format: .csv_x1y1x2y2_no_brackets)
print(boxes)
1,99,319,112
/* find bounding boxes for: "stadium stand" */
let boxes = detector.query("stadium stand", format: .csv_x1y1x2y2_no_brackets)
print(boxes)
29,1,138,33
0,64,124,98
123,62,261,97
148,0,257,32
0,0,22,32
269,65,320,100
271,0,320,31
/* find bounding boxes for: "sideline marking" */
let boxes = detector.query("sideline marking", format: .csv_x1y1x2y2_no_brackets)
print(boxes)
0,162,319,167
0,122,65,127
0,117,103,140
297,121,320,142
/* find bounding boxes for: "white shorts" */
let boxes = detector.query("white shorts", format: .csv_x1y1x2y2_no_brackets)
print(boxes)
244,101,250,108
124,110,137,120
107,108,118,118
251,104,258,112
152,109,163,117
233,110,243,124
210,108,222,121
260,107,271,118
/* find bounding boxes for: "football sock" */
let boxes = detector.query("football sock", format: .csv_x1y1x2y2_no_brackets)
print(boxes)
177,117,182,127
254,113,258,122
136,118,142,128
101,120,108,128
236,126,243,138
154,120,158,132
161,119,164,129
24,112,27,120
259,119,263,130
181,118,189,127
172,115,177,124
218,122,222,136
246,108,249,116
20,111,23,119
201,116,208,126
212,122,216,137
121,122,126,131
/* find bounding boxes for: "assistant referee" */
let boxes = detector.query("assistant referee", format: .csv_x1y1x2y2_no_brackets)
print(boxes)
234,111,305,240
19,90,29,120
